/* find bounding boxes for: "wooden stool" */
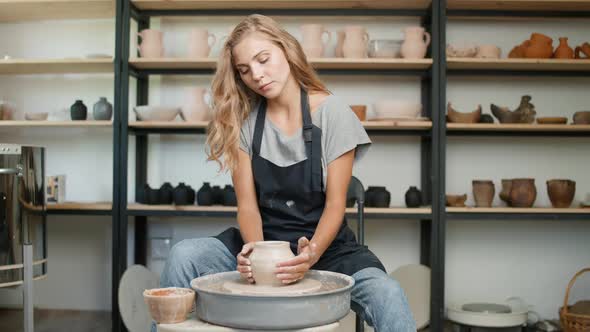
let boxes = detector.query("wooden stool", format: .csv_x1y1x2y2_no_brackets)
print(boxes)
157,314,340,332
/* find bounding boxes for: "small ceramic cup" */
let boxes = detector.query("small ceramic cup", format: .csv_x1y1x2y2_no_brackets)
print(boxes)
476,44,501,58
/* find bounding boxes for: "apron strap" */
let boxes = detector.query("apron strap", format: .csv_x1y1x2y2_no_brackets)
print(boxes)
301,89,323,192
252,98,267,156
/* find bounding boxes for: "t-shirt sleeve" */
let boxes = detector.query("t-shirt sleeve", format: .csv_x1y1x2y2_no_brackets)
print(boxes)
239,119,252,156
324,100,371,165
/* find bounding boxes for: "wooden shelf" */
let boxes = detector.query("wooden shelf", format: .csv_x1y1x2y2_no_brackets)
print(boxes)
0,58,114,75
131,0,432,10
48,202,112,211
447,0,590,11
129,57,433,71
129,120,432,131
447,207,590,213
0,120,113,128
0,0,115,22
128,203,432,218
447,58,590,72
447,123,590,132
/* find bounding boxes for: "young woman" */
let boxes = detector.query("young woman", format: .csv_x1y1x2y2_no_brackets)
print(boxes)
160,14,416,331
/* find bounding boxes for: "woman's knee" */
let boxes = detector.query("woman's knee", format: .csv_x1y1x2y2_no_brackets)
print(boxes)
168,237,221,267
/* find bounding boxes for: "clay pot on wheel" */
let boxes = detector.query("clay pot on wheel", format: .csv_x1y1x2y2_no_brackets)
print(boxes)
509,178,537,208
472,180,495,207
249,241,295,286
547,179,576,208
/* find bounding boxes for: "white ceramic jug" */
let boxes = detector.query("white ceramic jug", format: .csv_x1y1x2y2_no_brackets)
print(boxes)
301,24,331,58
138,29,164,58
400,26,431,59
342,25,369,58
188,28,216,58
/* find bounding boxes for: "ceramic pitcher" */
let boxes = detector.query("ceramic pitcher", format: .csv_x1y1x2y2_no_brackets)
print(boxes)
181,87,211,122
301,24,331,58
400,26,431,59
342,25,369,58
334,30,346,57
138,29,164,58
188,28,216,58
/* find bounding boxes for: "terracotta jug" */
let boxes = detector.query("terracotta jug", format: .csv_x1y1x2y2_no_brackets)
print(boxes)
335,30,346,57
509,178,537,208
249,241,295,286
138,29,164,58
575,42,590,59
188,28,216,58
553,37,574,59
400,26,431,59
342,25,369,58
472,180,495,207
301,24,331,58
524,33,553,59
181,87,211,122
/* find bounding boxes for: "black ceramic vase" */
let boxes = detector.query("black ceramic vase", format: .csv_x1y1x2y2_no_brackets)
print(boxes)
211,185,223,205
70,100,87,120
196,182,213,206
405,186,422,208
174,182,195,205
144,184,159,205
158,182,174,204
365,186,391,208
222,185,237,206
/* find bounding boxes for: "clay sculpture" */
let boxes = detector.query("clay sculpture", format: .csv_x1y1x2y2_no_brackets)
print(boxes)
491,95,536,124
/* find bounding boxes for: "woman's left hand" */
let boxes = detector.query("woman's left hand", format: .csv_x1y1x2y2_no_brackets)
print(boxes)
275,237,319,284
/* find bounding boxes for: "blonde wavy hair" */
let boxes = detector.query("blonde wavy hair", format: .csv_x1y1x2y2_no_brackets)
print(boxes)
206,14,329,173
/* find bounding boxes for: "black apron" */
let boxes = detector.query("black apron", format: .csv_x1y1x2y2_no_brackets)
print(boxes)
214,88,385,276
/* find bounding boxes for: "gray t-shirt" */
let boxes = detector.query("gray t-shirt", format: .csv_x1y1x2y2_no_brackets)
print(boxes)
239,94,371,192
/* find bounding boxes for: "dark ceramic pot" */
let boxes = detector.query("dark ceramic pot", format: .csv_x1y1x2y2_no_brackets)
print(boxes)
158,182,174,204
223,185,237,206
211,185,223,205
509,178,536,208
174,182,195,205
365,186,390,208
547,179,575,208
70,100,88,120
93,97,113,120
479,114,494,123
144,184,160,205
196,182,213,206
405,186,422,208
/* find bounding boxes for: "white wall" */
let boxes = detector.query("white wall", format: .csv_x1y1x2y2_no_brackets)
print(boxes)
1,14,589,332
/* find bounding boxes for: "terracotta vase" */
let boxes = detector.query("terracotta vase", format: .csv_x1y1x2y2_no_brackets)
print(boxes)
181,87,211,122
249,241,295,286
509,178,537,208
575,42,590,59
499,179,513,206
472,180,495,207
547,179,576,208
524,33,553,59
301,24,331,58
509,40,530,58
335,30,346,57
138,29,164,58
188,28,216,58
553,37,574,59
400,26,430,59
342,25,369,58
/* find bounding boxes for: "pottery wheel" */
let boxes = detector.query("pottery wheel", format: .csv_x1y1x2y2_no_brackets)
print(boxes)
222,277,322,295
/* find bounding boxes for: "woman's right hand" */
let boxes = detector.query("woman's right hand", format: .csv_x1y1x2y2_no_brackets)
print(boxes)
237,242,256,283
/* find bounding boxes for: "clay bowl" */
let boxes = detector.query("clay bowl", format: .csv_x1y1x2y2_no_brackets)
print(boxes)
446,43,478,58
547,179,576,208
373,100,421,120
446,194,467,207
350,105,367,121
447,102,482,123
536,117,568,125
573,111,590,124
134,106,180,121
24,112,49,121
143,287,195,324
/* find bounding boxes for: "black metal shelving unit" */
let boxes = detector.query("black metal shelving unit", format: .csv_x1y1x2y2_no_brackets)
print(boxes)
109,1,590,332
110,1,446,332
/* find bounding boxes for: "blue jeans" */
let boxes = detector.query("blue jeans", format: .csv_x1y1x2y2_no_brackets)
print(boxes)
154,238,416,332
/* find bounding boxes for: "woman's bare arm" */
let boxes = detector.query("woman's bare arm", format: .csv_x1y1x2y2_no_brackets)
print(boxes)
232,149,264,243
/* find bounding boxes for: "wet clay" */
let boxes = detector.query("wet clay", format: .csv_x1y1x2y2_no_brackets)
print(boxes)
222,277,322,295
